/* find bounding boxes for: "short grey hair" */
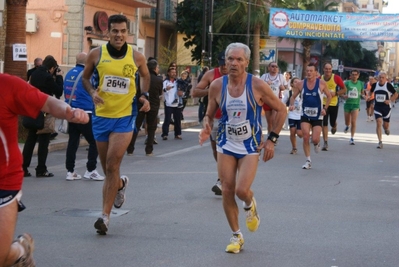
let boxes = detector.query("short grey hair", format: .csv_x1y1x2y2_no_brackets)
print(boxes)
225,43,251,61
378,71,387,78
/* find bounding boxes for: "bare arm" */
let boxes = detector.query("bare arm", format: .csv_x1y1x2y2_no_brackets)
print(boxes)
199,77,221,145
134,51,151,112
254,78,287,162
135,51,150,94
42,96,89,124
82,48,99,97
192,70,214,98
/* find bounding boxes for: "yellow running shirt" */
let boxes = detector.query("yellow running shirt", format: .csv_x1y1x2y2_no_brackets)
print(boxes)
94,44,138,118
322,74,341,106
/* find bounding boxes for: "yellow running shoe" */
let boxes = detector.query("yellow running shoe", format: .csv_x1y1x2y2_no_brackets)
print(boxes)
225,234,244,254
245,197,260,232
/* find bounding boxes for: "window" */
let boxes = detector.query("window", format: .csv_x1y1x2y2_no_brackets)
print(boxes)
164,0,173,21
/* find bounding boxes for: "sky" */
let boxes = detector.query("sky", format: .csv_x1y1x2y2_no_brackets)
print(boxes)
383,1,399,14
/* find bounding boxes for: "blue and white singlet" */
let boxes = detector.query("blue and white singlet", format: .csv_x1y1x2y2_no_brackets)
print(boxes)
301,78,323,120
217,74,262,155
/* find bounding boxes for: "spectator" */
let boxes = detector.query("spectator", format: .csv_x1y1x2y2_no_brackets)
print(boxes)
162,68,182,140
63,52,104,181
22,55,64,178
27,57,42,82
127,59,163,156
176,70,192,120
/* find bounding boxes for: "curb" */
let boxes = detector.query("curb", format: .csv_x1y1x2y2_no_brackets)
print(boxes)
19,119,200,155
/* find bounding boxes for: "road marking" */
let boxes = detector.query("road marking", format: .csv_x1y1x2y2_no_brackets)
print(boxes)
158,142,210,157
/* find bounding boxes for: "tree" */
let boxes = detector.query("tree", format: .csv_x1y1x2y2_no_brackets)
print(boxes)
5,0,29,141
323,41,364,67
323,41,378,74
176,0,204,64
213,0,269,72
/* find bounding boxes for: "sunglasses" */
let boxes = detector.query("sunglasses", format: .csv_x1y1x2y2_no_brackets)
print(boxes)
270,65,278,68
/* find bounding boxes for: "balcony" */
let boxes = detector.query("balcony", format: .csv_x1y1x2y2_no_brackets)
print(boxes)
109,0,156,8
141,7,176,29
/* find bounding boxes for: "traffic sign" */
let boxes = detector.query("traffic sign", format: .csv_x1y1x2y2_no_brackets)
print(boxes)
338,64,344,73
331,59,339,70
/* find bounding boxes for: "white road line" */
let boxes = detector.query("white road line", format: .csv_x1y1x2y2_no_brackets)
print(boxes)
158,142,210,157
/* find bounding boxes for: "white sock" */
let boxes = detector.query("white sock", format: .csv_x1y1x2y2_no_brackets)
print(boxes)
306,157,311,161
243,200,253,209
233,230,242,237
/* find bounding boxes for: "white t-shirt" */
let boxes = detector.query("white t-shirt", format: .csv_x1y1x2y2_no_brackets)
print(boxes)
281,89,302,120
260,73,288,98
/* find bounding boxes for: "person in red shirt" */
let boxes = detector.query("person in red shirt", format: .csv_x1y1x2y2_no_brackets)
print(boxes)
0,73,89,267
192,52,228,195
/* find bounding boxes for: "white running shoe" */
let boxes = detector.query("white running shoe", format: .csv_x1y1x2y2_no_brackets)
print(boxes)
314,143,320,154
66,172,82,181
302,160,311,169
84,170,104,181
12,233,35,267
114,176,129,208
211,179,222,195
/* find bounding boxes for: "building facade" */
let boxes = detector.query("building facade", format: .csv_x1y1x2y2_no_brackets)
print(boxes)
0,0,180,72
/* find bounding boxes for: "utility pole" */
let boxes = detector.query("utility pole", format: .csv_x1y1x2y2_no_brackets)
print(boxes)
154,0,161,60
246,0,251,47
201,0,207,67
208,0,214,65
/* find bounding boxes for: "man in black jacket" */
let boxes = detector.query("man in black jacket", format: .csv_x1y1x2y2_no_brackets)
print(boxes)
26,57,42,82
126,59,163,156
22,55,64,177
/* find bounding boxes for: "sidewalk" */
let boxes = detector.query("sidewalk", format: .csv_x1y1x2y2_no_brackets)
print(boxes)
19,105,201,155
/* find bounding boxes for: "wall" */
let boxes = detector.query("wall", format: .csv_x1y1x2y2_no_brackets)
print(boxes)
26,0,149,66
26,0,67,65
0,2,6,65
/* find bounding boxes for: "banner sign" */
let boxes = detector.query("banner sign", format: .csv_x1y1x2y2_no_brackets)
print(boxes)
269,8,399,41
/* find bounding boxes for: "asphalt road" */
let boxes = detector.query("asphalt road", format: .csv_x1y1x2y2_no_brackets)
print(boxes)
16,101,399,267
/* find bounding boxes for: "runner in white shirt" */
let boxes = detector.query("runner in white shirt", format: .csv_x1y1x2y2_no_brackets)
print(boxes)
282,77,302,154
260,62,288,134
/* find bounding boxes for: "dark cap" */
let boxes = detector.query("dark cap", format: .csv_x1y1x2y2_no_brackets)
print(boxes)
218,51,225,66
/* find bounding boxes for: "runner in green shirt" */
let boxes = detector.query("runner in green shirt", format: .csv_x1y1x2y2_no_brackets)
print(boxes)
342,69,366,145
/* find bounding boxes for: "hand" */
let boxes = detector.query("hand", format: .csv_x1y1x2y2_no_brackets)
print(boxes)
92,89,104,106
258,140,275,162
139,98,151,112
289,105,294,111
321,108,327,116
66,107,89,124
199,123,211,145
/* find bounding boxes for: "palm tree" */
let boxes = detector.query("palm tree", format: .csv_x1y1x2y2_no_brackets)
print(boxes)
5,0,29,140
213,0,269,72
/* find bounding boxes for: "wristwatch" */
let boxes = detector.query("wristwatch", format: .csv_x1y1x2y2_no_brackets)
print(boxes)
141,92,149,100
267,135,278,144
